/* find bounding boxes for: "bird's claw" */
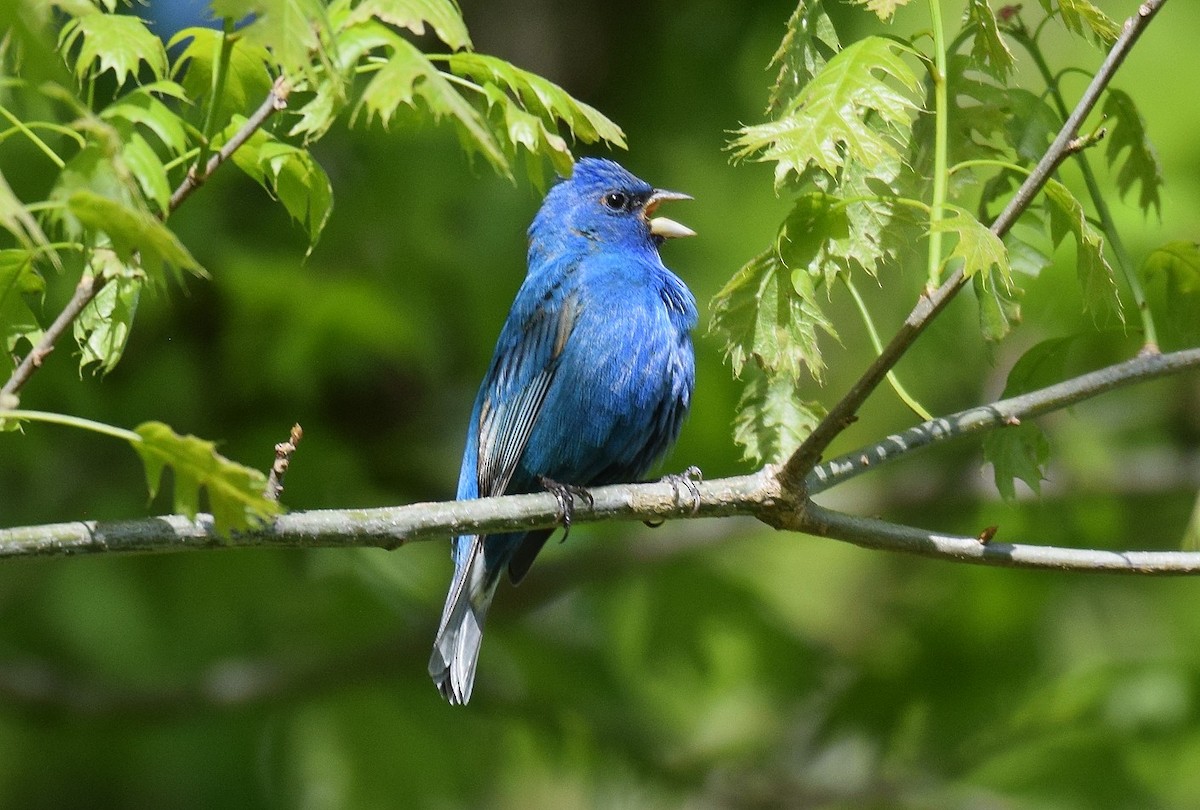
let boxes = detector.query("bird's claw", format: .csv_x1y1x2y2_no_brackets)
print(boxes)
538,476,593,543
660,465,703,515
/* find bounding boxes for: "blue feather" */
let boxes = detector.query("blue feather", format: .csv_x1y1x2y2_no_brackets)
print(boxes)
429,158,696,704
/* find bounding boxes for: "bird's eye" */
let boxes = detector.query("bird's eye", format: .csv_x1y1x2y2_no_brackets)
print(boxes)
602,191,628,211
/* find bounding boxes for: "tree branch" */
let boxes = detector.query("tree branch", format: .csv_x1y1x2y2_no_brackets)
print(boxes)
779,0,1168,491
795,501,1200,575
0,274,96,400
808,347,1200,494
0,78,292,402
1,343,1199,572
0,471,781,560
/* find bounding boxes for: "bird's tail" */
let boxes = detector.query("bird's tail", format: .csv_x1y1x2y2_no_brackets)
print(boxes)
429,536,497,705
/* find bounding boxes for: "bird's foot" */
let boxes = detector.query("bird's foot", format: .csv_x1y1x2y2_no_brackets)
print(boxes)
644,466,703,527
538,476,594,543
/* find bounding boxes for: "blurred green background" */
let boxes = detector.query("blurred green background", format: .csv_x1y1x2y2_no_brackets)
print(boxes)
3,1,1200,807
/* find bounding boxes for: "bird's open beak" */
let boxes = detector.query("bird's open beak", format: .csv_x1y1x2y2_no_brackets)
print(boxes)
645,189,696,239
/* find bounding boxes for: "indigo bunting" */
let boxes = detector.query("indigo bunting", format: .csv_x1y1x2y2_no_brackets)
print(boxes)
429,158,697,704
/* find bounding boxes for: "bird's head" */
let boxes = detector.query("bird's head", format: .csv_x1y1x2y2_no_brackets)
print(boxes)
530,158,695,254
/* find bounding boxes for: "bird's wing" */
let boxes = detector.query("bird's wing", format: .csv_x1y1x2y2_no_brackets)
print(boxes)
475,289,582,499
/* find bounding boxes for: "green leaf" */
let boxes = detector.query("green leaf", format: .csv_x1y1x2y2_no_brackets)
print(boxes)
931,205,1010,283
1039,0,1120,47
732,371,825,465
1006,223,1053,279
850,0,913,22
445,53,627,184
100,82,191,157
1004,89,1061,164
733,36,921,189
709,217,837,384
1000,335,1083,396
59,12,169,85
973,267,1022,341
1140,240,1200,347
348,0,472,51
224,122,333,253
66,190,206,284
74,250,143,376
1043,179,1123,323
288,18,395,141
448,52,626,148
1102,88,1163,217
122,133,172,214
221,0,334,84
358,35,508,174
765,1,840,115
171,27,274,124
0,249,45,355
133,421,282,536
965,0,1015,79
49,129,145,228
926,57,1010,175
983,421,1050,500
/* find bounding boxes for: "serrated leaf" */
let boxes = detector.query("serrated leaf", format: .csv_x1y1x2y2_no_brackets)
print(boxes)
973,265,1022,341
133,421,282,535
288,18,396,141
224,122,332,252
358,36,508,174
0,249,44,355
171,27,274,124
1140,240,1200,347
932,205,1010,283
348,0,472,51
709,222,837,384
449,52,626,149
965,0,1015,79
100,82,191,156
226,0,334,84
732,371,825,465
59,12,169,85
1043,179,1123,323
733,36,921,189
1039,0,1120,47
851,0,913,22
66,190,206,283
766,1,840,115
1102,88,1162,217
983,421,1049,500
74,250,143,376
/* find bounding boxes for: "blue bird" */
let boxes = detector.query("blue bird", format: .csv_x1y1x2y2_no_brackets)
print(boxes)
429,158,697,704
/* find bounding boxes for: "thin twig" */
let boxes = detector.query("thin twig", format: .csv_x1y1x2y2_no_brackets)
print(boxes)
779,0,1168,491
264,423,303,502
168,76,290,212
807,347,1200,494
0,275,95,400
796,501,1200,575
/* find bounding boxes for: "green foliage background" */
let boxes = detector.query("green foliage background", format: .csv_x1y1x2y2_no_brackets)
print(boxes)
3,1,1200,806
